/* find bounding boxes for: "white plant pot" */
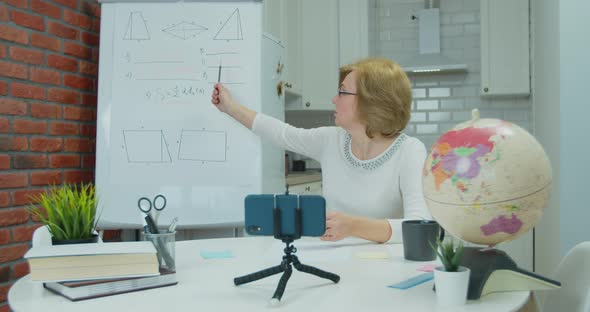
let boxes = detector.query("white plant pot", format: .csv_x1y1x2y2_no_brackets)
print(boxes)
434,265,470,306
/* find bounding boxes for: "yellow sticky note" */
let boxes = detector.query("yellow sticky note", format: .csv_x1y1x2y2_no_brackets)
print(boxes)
355,251,390,259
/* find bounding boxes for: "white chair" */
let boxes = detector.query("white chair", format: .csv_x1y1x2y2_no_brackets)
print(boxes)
32,226,103,248
540,241,590,312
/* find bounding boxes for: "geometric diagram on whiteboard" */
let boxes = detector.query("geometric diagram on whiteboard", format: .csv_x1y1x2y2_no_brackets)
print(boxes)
162,21,208,40
122,130,172,163
178,129,227,162
123,12,150,41
214,8,243,41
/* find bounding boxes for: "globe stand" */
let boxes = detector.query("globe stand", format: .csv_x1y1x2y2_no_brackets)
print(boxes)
458,247,560,299
233,204,340,303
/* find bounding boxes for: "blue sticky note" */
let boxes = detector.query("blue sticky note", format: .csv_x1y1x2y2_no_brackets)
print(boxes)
200,250,233,259
387,272,434,289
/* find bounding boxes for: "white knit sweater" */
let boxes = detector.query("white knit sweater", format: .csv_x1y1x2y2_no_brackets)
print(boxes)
252,113,431,243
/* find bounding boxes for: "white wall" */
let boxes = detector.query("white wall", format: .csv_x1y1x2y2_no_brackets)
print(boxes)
532,0,560,277
558,1,590,255
534,0,590,277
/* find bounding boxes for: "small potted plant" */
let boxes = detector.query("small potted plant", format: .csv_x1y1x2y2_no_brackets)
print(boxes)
29,183,100,245
431,237,470,306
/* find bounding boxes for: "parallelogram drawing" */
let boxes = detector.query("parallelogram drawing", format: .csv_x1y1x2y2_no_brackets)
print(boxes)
178,129,227,162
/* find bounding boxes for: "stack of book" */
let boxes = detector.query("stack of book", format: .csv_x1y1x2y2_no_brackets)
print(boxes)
24,241,177,301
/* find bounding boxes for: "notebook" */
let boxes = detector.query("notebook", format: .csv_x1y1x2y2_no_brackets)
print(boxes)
43,268,177,301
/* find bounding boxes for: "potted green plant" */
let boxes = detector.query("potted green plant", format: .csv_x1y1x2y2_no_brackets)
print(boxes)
29,183,100,245
431,238,470,306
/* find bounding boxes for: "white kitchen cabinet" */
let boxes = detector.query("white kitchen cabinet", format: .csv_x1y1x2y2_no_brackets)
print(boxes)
338,0,370,66
266,0,339,111
263,0,303,100
288,181,323,195
282,0,302,97
480,0,530,97
283,0,338,111
298,0,339,110
262,0,285,41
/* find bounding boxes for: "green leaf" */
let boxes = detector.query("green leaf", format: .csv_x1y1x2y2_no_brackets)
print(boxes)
429,236,464,272
26,183,100,241
451,242,464,269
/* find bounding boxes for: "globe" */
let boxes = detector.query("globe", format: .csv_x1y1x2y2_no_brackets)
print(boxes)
422,109,552,246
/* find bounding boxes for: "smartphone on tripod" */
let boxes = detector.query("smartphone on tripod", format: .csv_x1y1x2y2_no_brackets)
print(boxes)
237,194,339,302
244,194,326,237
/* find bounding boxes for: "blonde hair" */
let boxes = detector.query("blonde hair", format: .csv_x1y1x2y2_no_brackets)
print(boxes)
339,58,412,138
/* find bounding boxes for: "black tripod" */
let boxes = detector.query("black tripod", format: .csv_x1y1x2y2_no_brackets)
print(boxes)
234,204,340,302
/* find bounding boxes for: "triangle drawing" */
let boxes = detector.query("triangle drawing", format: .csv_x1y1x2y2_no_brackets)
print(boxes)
214,9,243,41
123,12,150,41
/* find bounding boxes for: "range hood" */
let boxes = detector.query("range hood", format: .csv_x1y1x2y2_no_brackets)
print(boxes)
401,8,468,74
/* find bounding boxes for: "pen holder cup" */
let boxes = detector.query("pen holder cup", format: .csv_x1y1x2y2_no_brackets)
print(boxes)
144,231,176,272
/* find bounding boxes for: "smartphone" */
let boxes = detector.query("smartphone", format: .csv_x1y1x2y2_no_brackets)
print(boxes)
244,194,326,237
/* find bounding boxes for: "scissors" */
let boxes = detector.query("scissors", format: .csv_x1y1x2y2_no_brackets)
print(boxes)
138,194,167,226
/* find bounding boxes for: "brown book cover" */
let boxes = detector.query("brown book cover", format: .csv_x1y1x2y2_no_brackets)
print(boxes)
43,268,177,301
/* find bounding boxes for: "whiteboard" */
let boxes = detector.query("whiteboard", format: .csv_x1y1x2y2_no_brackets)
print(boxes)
95,1,264,229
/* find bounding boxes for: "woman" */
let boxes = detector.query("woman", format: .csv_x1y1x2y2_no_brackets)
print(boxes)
211,58,430,243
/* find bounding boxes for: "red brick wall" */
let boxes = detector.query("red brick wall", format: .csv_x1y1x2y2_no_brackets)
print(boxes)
0,0,102,310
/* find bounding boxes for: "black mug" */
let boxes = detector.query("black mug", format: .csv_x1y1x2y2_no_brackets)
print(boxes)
402,220,445,261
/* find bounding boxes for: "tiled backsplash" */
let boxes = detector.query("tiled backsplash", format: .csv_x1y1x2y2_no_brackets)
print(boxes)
287,0,532,152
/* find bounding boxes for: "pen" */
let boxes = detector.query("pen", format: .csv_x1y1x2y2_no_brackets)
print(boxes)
217,63,222,83
168,217,179,233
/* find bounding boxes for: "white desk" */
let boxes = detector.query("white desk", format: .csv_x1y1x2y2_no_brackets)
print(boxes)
9,237,529,311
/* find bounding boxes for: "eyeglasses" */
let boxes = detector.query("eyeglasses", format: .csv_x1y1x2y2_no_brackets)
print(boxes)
337,89,357,97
